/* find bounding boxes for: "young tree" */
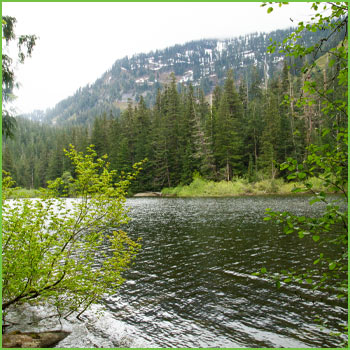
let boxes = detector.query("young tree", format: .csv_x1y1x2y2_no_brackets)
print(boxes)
2,145,143,320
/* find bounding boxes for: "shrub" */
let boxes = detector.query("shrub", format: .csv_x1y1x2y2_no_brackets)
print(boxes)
2,145,142,320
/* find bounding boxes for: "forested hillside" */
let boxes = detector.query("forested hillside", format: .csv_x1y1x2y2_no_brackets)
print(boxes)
21,25,343,126
3,47,346,192
4,21,347,192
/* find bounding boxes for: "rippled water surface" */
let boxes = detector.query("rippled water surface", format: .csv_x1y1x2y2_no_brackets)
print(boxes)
8,196,347,348
102,196,347,348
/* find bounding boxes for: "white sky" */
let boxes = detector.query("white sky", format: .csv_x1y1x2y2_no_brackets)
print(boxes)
2,2,316,114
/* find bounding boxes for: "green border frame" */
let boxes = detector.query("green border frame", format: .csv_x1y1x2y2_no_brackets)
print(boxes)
0,1,348,350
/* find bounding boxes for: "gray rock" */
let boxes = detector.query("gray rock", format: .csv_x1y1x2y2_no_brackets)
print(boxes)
2,330,70,348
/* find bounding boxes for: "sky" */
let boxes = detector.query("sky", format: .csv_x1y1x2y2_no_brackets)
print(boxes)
2,2,316,114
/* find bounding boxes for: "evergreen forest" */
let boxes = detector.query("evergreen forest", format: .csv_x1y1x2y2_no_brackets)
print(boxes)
3,53,346,194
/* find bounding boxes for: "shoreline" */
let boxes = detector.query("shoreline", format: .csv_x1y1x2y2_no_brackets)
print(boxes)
2,330,70,348
8,176,340,199
8,191,327,199
159,176,332,198
132,190,319,198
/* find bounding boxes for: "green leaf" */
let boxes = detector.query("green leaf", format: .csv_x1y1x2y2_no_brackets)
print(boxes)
1,145,143,319
329,59,335,67
329,262,336,271
267,7,274,13
312,235,320,242
261,267,267,274
292,187,305,193
280,162,289,170
284,228,293,235
309,198,320,205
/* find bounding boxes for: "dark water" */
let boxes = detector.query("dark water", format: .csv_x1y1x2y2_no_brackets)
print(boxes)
99,196,346,348
8,196,347,348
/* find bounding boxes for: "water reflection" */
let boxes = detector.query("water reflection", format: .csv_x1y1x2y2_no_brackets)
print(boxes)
100,196,347,348
6,196,346,348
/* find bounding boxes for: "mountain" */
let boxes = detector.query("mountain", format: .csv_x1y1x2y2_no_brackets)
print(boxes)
5,20,346,191
21,26,339,126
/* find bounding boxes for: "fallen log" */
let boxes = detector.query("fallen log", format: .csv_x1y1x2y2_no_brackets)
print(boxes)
133,192,162,197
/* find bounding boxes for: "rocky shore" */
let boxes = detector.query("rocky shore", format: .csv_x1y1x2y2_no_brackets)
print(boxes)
2,330,70,348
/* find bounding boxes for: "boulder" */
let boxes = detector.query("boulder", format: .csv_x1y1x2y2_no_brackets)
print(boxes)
2,330,70,348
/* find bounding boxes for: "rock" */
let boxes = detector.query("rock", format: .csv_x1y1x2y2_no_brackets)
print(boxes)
2,330,70,348
133,192,162,197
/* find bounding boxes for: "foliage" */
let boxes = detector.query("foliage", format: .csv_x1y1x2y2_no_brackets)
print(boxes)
2,145,143,320
3,9,346,193
260,130,348,288
161,176,326,198
2,16,37,138
7,187,42,199
257,1,348,343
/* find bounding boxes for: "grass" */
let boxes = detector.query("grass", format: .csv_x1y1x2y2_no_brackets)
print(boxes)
161,176,328,197
8,188,42,199
8,177,329,199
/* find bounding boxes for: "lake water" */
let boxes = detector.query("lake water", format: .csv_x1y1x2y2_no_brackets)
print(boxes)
7,196,347,348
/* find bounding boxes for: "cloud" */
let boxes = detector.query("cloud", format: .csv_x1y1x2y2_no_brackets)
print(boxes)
2,2,312,113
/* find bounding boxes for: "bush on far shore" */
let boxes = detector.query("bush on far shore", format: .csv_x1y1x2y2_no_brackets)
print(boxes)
10,176,330,199
8,187,42,198
161,176,329,197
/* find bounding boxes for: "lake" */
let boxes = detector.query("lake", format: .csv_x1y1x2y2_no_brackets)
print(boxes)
8,196,347,348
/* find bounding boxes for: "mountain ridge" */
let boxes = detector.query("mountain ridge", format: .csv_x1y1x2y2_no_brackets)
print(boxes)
22,25,336,126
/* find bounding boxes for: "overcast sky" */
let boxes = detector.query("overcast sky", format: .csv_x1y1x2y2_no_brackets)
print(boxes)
3,2,316,114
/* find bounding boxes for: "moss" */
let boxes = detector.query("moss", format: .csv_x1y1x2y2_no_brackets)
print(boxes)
29,333,41,339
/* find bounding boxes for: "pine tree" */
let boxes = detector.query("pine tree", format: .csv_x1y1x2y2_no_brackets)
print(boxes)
150,88,172,188
214,70,244,180
2,145,16,181
276,61,294,164
166,73,182,185
117,100,137,173
259,88,280,178
179,84,198,183
133,96,153,190
242,66,264,178
47,145,64,182
195,89,216,178
91,113,109,158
